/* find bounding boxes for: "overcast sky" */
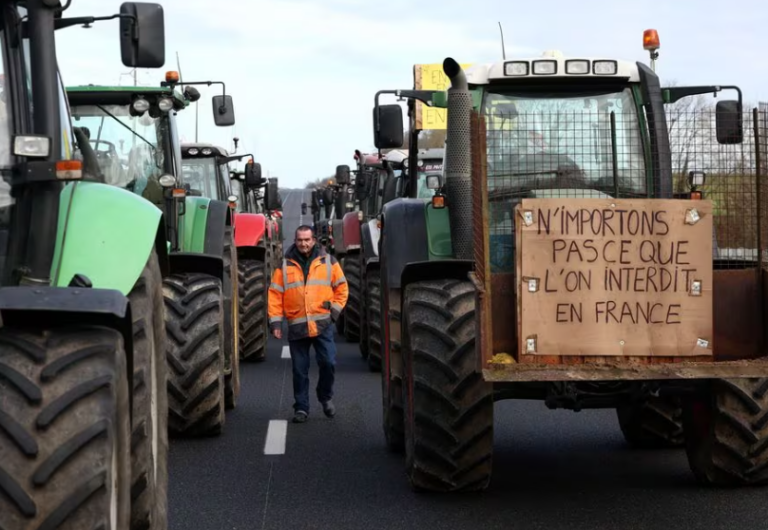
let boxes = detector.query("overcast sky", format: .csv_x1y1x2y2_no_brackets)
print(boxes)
55,0,767,189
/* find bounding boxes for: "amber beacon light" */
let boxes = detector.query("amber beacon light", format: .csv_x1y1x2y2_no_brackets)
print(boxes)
642,29,660,71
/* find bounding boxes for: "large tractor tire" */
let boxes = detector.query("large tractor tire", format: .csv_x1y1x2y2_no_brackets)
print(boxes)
616,396,684,449
164,273,226,437
341,255,361,343
683,378,768,486
128,250,169,530
381,302,404,453
222,226,241,410
402,279,494,492
366,272,382,372
0,327,131,529
238,257,268,362
359,278,370,360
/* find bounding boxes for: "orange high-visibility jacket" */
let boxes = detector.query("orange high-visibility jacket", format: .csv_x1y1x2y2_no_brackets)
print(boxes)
268,244,349,340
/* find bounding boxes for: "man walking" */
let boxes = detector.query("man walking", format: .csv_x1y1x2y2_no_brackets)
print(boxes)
268,225,349,423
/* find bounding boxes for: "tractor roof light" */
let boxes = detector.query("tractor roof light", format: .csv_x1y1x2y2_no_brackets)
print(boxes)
532,60,557,75
504,61,529,76
188,148,199,155
643,29,660,51
132,98,150,113
158,97,174,112
165,71,180,84
593,60,618,75
201,148,212,155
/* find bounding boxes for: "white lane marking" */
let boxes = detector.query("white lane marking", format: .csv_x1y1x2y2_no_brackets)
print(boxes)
263,420,288,455
281,345,290,359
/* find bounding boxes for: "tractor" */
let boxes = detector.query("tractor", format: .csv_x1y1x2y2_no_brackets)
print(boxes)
66,71,241,436
181,144,280,362
371,39,768,493
354,148,444,371
0,2,173,529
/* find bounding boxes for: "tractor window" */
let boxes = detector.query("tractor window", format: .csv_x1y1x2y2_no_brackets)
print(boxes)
230,178,244,212
218,162,231,199
70,104,164,196
0,20,11,169
181,157,220,200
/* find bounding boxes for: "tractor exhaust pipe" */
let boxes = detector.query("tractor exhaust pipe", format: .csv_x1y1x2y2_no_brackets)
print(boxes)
442,57,474,261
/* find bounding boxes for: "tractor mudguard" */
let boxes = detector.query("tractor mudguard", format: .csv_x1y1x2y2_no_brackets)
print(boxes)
342,211,361,251
380,199,430,289
400,259,474,291
180,196,232,258
51,181,166,296
237,244,267,263
0,285,134,386
233,212,266,248
360,221,378,264
168,252,224,282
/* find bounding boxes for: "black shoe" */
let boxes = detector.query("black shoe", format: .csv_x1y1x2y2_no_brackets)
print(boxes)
292,410,308,423
321,400,335,418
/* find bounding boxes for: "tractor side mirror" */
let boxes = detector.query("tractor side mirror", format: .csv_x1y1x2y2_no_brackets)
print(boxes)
213,95,236,127
120,3,165,68
265,178,280,210
373,104,404,149
244,162,262,188
715,100,743,145
301,202,308,215
335,164,351,185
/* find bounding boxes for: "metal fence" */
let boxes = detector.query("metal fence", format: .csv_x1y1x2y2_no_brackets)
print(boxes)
471,104,768,273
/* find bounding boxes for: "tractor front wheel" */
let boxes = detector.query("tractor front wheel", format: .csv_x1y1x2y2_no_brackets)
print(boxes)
128,250,169,530
0,327,131,529
223,226,241,411
366,271,382,372
341,255,361,343
616,396,684,449
402,279,494,492
238,257,268,362
683,378,768,486
164,273,226,437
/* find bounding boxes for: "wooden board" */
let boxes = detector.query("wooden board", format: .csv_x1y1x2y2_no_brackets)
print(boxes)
515,198,714,357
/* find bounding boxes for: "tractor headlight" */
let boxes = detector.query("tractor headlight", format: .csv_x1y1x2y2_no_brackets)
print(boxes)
565,60,589,75
201,148,212,155
14,135,50,157
504,61,529,76
188,148,199,155
159,174,176,187
593,60,618,75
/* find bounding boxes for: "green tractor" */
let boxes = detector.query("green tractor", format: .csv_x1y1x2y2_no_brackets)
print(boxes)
372,47,768,492
66,71,242,435
0,2,173,529
182,145,281,362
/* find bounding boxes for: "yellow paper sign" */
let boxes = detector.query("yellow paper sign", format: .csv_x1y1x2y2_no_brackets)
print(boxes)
413,63,473,130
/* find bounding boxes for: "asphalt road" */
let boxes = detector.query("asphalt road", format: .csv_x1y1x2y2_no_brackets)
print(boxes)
168,189,766,530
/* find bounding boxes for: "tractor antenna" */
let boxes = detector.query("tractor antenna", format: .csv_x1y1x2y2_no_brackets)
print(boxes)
175,51,184,92
498,22,507,60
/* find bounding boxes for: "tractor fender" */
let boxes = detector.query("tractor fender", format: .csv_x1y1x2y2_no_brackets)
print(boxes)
237,244,267,264
401,260,474,292
380,198,430,289
180,196,232,259
168,252,224,282
234,212,266,247
51,181,168,296
360,221,378,265
331,219,346,254
341,211,361,251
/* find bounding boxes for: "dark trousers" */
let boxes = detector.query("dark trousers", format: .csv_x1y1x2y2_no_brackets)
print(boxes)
289,325,336,413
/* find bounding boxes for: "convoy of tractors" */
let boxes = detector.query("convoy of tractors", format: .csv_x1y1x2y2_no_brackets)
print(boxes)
0,2,765,528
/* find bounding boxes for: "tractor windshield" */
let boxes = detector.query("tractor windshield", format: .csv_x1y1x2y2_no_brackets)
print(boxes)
181,158,221,200
230,178,244,212
70,104,165,200
482,86,647,273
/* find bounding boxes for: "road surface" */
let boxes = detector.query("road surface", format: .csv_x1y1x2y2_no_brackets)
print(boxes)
168,188,764,530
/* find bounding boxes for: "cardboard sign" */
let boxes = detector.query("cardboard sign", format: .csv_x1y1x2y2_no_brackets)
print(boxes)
413,63,472,131
515,198,713,357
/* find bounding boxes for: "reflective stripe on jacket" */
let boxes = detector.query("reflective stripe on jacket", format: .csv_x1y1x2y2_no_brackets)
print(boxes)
268,244,349,341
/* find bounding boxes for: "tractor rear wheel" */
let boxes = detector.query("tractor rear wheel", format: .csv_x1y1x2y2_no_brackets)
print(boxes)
128,250,169,530
238,257,268,362
341,255,361,343
222,226,240,410
402,279,493,492
683,378,768,486
616,396,684,449
366,271,382,372
164,273,226,437
0,327,131,529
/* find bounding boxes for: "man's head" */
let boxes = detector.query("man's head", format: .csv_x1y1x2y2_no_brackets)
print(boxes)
294,225,316,255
